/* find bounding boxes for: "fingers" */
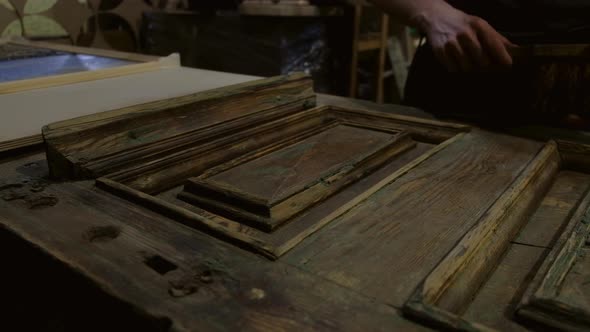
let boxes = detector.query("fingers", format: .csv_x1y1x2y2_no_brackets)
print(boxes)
433,45,458,73
445,39,473,72
472,18,513,67
434,34,488,72
458,31,490,69
499,33,518,49
428,15,515,72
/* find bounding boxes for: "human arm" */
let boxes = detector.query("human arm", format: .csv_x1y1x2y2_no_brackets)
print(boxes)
369,0,515,71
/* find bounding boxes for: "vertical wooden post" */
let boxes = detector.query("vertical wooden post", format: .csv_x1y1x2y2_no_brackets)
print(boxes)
377,14,389,103
349,3,362,98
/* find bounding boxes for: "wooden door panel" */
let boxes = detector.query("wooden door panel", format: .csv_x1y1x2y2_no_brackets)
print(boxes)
517,165,590,331
463,244,548,331
43,73,316,179
22,73,590,331
456,171,590,331
43,75,468,261
515,171,590,248
202,124,402,197
180,126,414,232
399,141,590,331
285,131,546,307
94,106,464,259
0,178,431,332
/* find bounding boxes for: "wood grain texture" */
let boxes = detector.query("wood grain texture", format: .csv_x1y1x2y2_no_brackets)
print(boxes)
463,244,548,331
518,188,590,331
330,106,468,143
558,140,590,172
284,131,544,307
99,137,448,260
149,141,440,257
182,128,414,231
425,142,559,308
75,88,468,260
6,68,583,331
515,171,590,248
110,105,466,196
45,95,467,184
0,134,43,153
316,93,433,119
403,142,559,331
0,177,430,332
106,105,331,193
44,73,316,180
43,73,311,141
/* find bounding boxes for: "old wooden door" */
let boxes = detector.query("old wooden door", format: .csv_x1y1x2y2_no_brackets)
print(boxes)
2,73,590,331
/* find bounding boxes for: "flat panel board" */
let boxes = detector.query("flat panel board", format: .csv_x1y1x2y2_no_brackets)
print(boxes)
518,187,590,331
88,102,467,259
0,67,258,142
208,125,397,202
183,125,411,231
285,131,543,307
0,169,430,332
8,84,590,331
463,244,548,331
515,171,590,248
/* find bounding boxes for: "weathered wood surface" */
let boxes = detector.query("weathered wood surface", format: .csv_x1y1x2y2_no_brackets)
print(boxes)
5,73,590,331
515,171,590,248
316,93,433,119
400,142,559,331
42,76,470,263
0,134,43,154
96,109,465,259
284,131,544,307
3,127,560,331
131,141,436,261
102,105,462,195
0,167,428,332
408,141,559,313
44,73,317,179
558,140,590,172
463,244,548,332
182,127,414,231
518,186,590,331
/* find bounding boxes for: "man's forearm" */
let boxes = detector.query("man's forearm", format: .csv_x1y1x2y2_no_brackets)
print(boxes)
368,0,456,32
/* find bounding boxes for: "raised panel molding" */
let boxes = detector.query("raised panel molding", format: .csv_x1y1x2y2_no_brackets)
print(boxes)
180,126,415,232
403,140,590,331
95,107,466,259
44,73,469,259
9,72,590,330
518,170,590,331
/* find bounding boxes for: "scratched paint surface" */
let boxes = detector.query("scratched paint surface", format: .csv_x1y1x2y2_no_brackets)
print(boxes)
210,125,395,203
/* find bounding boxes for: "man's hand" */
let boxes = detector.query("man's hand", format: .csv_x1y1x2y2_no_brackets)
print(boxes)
412,3,515,72
370,0,516,72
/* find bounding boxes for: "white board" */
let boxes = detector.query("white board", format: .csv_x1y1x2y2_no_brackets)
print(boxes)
0,67,259,142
